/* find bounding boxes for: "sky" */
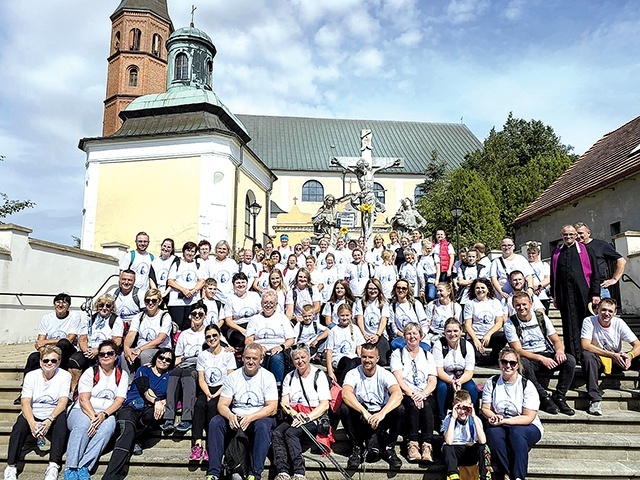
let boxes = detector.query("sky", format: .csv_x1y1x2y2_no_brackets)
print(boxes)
1,0,639,245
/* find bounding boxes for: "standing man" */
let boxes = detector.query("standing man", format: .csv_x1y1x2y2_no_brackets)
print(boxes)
433,230,455,282
490,237,534,302
276,234,294,266
342,343,403,469
581,298,640,415
113,270,143,324
575,222,626,299
551,225,600,359
119,232,155,294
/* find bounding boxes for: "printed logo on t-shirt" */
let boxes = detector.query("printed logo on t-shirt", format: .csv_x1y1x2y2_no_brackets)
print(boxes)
138,264,148,276
50,330,68,340
33,395,57,406
140,328,158,342
206,367,224,385
95,389,116,401
481,312,496,325
365,313,380,331
185,344,202,357
238,307,257,318
159,269,169,282
218,271,231,284
236,391,262,409
495,399,519,418
256,328,278,340
337,340,354,354
183,271,196,283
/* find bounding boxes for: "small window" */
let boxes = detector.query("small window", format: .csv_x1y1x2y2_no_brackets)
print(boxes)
152,34,162,57
245,196,252,238
302,180,324,202
374,182,385,205
129,29,141,51
128,66,138,87
114,32,120,52
206,60,213,87
175,52,189,80
414,184,425,204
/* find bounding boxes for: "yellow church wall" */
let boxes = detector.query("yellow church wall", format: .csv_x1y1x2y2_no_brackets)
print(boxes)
235,170,268,251
93,156,201,253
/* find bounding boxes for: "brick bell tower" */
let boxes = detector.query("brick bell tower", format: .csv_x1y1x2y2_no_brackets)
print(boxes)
102,0,174,136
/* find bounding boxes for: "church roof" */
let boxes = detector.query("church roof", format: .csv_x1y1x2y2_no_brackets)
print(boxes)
111,0,172,25
236,115,482,175
514,115,640,226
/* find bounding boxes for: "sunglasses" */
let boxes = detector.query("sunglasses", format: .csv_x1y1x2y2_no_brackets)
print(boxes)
396,286,408,291
191,311,205,319
157,356,172,363
41,358,59,364
99,351,116,358
98,303,113,309
145,298,160,305
500,359,518,368
205,334,219,340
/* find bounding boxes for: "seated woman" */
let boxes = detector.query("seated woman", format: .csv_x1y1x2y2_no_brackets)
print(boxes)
388,280,428,350
4,346,71,480
463,278,507,365
65,340,128,480
481,347,543,480
161,301,207,433
424,283,462,343
102,348,174,479
354,279,390,366
191,325,237,462
432,318,478,424
321,280,355,328
245,290,296,386
122,289,172,378
390,323,437,463
223,272,262,349
273,343,331,480
326,304,366,385
166,241,206,331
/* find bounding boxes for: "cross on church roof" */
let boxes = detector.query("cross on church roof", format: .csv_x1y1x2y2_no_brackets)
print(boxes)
190,4,197,27
293,196,298,206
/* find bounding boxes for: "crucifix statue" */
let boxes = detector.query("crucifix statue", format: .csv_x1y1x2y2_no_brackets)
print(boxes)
331,129,401,245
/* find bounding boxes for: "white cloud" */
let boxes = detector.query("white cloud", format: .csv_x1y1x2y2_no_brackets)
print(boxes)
503,0,526,21
395,28,423,47
444,0,490,24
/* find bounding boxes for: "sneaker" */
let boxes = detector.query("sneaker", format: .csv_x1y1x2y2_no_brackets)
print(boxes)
274,474,291,480
62,469,77,480
407,441,421,462
132,443,143,456
205,476,218,480
553,395,575,416
385,446,402,469
231,474,243,480
588,400,603,416
347,445,363,469
246,474,260,480
4,466,17,480
76,467,90,480
421,442,433,463
203,448,209,462
160,420,175,433
540,395,559,415
44,464,59,480
292,475,306,480
176,420,192,433
189,445,204,461
365,435,381,463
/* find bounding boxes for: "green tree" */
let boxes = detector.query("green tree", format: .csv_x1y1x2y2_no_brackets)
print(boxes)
415,149,447,200
463,113,576,235
0,156,35,220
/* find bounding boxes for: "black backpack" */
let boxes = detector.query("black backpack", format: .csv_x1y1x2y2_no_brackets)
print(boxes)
222,428,251,480
439,335,467,358
509,311,553,352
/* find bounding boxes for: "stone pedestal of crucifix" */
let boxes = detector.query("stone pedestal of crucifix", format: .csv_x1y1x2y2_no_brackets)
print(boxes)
330,129,401,246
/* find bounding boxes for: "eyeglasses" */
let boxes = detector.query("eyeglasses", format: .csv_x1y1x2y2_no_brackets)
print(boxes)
98,303,113,309
396,286,408,292
501,244,514,248
54,300,69,305
500,359,518,368
205,334,219,340
145,298,160,305
191,311,206,318
157,356,172,363
41,358,59,364
98,351,116,358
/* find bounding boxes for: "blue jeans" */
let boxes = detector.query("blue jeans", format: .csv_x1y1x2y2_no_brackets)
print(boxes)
600,286,611,299
487,424,541,479
207,415,275,477
436,378,478,421
66,407,117,470
263,351,285,386
425,283,437,303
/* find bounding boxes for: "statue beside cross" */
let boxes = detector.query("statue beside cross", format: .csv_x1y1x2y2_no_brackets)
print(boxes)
330,129,401,245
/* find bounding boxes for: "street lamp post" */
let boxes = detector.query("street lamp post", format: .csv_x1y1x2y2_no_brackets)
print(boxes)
249,201,262,247
450,205,464,256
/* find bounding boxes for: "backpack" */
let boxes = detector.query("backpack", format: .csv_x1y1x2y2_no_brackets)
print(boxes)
292,286,314,308
296,320,319,342
399,346,429,366
90,312,118,330
170,256,200,272
113,286,142,310
439,335,467,358
92,364,123,387
509,311,553,352
490,374,528,398
128,250,154,269
221,428,251,480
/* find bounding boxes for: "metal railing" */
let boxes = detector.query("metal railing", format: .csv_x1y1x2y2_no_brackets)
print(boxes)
622,273,640,291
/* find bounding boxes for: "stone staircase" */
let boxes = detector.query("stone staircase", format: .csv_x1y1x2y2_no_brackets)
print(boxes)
3,310,640,479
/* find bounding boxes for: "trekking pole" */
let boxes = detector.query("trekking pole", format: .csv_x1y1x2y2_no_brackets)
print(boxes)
298,422,352,480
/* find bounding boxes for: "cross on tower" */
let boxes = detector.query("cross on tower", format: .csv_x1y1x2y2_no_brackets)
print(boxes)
190,5,197,27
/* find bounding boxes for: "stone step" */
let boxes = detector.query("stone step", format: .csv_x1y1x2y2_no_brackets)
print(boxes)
534,432,640,460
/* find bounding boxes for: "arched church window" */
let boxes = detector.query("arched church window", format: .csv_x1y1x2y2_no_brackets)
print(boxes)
175,53,189,80
301,180,324,202
152,34,162,57
130,29,141,51
245,191,256,239
206,60,213,87
128,66,139,87
374,182,385,205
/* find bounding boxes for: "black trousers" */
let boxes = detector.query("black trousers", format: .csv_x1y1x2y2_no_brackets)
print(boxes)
272,420,319,475
7,412,68,465
400,394,435,443
443,443,490,478
341,403,401,450
24,339,77,375
193,386,221,441
335,357,360,386
521,352,576,398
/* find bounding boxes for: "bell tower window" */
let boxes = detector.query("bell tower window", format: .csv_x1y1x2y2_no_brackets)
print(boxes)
128,66,139,87
130,29,141,51
152,34,162,57
114,32,120,52
175,53,189,80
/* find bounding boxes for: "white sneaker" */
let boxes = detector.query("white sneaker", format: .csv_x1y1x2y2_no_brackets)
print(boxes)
588,400,602,416
44,464,59,480
4,466,17,480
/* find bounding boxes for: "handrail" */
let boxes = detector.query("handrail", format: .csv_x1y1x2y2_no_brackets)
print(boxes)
621,273,640,291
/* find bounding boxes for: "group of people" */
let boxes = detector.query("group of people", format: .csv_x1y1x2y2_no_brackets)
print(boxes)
4,222,635,480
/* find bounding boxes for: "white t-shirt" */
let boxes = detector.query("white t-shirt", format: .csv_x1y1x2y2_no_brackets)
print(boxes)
322,299,349,327
38,312,83,340
365,247,384,267
320,267,339,303
464,298,506,339
175,328,206,359
238,262,259,288
442,414,479,445
398,263,419,297
333,249,352,277
346,262,374,297
196,349,237,387
76,366,129,412
221,367,278,415
389,301,428,337
114,289,142,322
119,250,153,292
202,298,223,327
353,298,390,336
343,366,398,412
489,255,534,294
417,253,440,287
425,300,462,335
283,366,331,407
277,245,294,265
282,267,299,288
315,250,331,270
309,269,323,288
326,323,366,366
168,259,205,306
80,314,125,349
581,315,638,353
389,347,437,391
223,292,262,327
207,258,239,304
504,313,556,353
374,264,398,299
151,255,175,292
292,321,327,344
454,264,486,304
529,260,551,300
482,375,543,435
286,286,321,318
22,368,72,419
129,311,172,349
246,312,296,350
432,339,475,377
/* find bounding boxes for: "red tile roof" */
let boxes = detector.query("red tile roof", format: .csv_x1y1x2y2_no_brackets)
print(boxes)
513,115,640,226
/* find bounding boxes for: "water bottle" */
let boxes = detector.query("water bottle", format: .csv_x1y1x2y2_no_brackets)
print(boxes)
36,423,46,448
